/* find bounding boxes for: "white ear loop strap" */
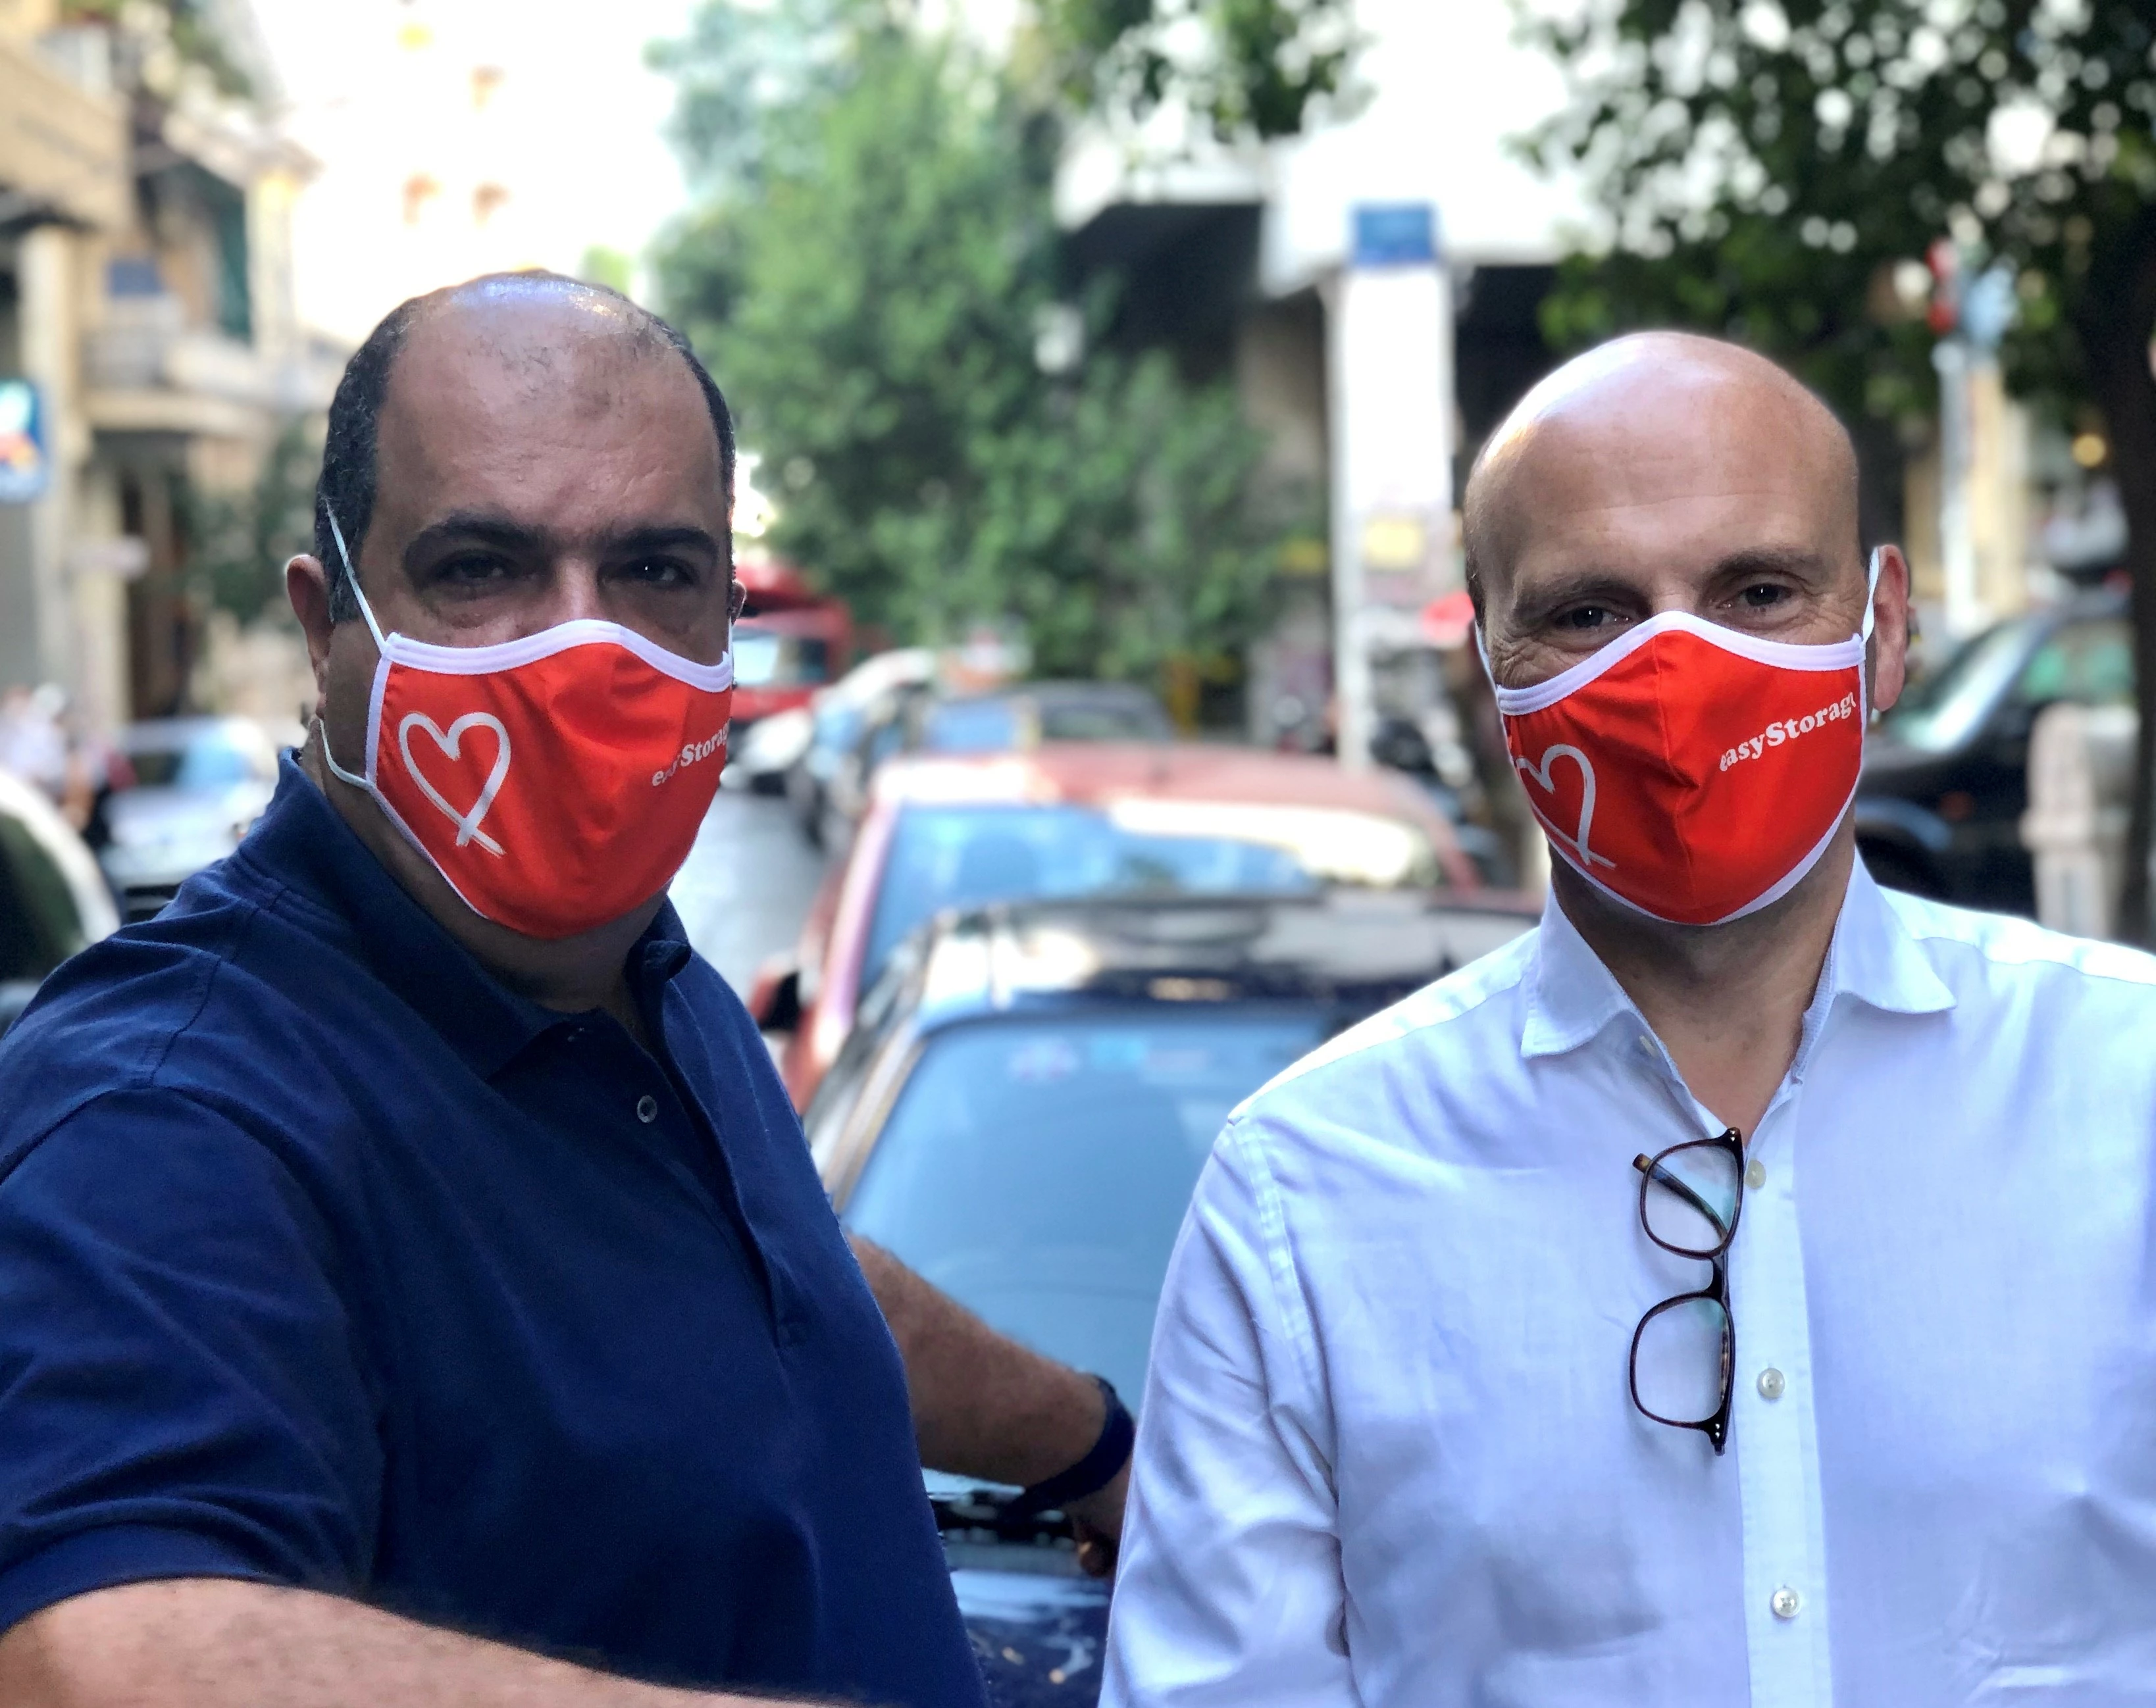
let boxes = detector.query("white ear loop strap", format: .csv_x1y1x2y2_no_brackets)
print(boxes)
1861,545,1882,644
324,501,390,653
317,500,384,789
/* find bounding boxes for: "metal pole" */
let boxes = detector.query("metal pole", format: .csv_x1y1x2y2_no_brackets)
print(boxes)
1934,334,1979,640
1322,272,1373,770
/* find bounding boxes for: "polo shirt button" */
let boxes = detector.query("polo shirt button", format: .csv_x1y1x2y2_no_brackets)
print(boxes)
636,1095,659,1124
1745,1159,1766,1191
1757,1367,1786,1401
1771,1586,1802,1620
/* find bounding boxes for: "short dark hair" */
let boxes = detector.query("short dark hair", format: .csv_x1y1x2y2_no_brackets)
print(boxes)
314,273,737,620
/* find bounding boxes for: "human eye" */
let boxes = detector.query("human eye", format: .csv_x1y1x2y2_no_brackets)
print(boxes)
621,557,698,590
433,552,518,590
1555,603,1618,632
1737,582,1791,610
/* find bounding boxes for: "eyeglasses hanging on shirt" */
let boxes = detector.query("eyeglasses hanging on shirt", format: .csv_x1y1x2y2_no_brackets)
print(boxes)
1629,1129,1745,1453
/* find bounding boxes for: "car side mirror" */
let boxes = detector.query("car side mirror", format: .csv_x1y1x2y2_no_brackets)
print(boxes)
746,955,803,1034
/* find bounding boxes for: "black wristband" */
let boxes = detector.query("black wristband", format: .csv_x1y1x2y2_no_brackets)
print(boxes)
1004,1376,1134,1519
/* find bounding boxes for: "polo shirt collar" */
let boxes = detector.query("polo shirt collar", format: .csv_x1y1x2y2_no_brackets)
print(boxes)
1520,852,1954,1062
240,755,696,1079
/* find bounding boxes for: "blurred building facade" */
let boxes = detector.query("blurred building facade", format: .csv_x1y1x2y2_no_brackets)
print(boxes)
1054,0,1579,764
0,0,335,738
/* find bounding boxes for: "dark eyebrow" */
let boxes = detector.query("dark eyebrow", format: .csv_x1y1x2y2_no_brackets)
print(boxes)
400,515,727,574
1705,545,1839,584
600,524,725,565
1510,544,1842,629
1510,570,1645,630
402,512,550,574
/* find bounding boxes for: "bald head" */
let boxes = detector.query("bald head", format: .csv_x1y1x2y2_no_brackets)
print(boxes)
1467,333,1858,605
1464,332,1875,692
317,272,734,618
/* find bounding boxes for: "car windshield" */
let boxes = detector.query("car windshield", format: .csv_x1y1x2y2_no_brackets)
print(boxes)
1878,615,2134,753
862,801,1442,987
1037,697,1167,741
1876,620,2031,753
842,1009,1327,1403
921,699,1020,753
921,693,1167,753
733,630,833,691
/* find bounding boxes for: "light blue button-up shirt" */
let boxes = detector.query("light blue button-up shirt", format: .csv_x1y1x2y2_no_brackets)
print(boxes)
1104,864,2156,1706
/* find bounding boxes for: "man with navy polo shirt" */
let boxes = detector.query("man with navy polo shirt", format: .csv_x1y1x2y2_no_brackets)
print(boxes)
0,275,1124,1707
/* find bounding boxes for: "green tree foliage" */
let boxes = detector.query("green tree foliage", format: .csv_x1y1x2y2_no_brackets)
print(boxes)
577,245,635,297
1522,0,2156,940
1037,0,1358,139
651,5,1301,688
178,418,320,623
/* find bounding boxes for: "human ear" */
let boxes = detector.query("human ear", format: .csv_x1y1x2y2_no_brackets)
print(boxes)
285,555,336,711
1866,545,1912,715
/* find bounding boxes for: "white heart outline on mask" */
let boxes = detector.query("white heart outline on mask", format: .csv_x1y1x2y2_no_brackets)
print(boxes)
398,711,509,857
1515,743,1616,870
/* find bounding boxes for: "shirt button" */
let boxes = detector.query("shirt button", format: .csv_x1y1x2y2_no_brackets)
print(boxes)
1771,1586,1802,1620
1635,1034,1655,1055
636,1094,659,1124
1757,1367,1787,1401
1745,1159,1767,1191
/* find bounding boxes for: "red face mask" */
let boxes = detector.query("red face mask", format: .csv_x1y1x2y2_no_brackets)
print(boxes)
1489,555,1878,927
317,512,734,940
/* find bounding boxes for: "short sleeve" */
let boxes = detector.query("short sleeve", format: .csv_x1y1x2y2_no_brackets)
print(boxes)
0,1089,380,1636
1101,1120,1356,1708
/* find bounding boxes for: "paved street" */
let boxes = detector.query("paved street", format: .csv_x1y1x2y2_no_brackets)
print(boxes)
671,784,829,996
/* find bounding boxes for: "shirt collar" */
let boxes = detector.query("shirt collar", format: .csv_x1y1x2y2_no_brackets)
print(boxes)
237,754,697,1079
1521,855,1955,1063
1824,856,1957,1019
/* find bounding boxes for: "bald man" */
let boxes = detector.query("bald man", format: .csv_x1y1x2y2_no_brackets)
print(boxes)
0,276,1133,1708
1104,333,2156,1706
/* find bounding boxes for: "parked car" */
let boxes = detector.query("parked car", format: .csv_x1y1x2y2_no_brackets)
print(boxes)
728,553,854,748
785,649,941,849
1857,590,2130,911
804,892,1537,1705
0,768,119,1035
99,716,298,921
915,682,1173,755
750,742,1507,1110
794,674,1175,853
726,705,814,795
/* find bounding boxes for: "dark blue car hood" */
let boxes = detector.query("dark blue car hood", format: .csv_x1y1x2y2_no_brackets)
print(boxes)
955,1559,1112,1707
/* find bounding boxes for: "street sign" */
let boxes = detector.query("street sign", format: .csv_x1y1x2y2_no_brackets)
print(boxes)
0,378,49,504
1351,203,1439,269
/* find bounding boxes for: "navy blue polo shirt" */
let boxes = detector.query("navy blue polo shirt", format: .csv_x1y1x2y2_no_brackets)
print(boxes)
0,758,986,1705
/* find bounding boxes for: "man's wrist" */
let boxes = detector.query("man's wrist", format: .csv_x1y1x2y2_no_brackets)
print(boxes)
1005,1376,1133,1517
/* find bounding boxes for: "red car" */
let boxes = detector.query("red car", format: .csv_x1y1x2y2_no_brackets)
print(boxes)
730,555,854,733
749,741,1523,1111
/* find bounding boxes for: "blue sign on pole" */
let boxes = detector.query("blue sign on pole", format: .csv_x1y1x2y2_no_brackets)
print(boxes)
0,378,50,505
1350,203,1439,270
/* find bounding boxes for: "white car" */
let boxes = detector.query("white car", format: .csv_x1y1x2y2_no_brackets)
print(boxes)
0,768,118,1033
101,716,300,919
